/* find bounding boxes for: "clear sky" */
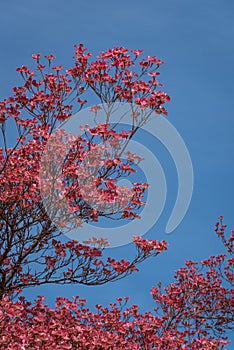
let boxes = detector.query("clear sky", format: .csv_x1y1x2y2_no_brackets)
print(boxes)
0,0,233,345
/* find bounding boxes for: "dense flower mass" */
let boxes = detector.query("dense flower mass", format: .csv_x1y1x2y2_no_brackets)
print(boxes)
0,222,233,349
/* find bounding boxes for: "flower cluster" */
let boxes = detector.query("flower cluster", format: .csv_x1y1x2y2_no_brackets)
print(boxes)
0,44,171,298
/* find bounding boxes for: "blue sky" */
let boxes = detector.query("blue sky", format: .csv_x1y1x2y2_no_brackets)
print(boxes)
0,0,233,345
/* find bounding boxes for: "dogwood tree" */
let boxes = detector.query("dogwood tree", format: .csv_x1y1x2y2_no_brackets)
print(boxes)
0,45,233,349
